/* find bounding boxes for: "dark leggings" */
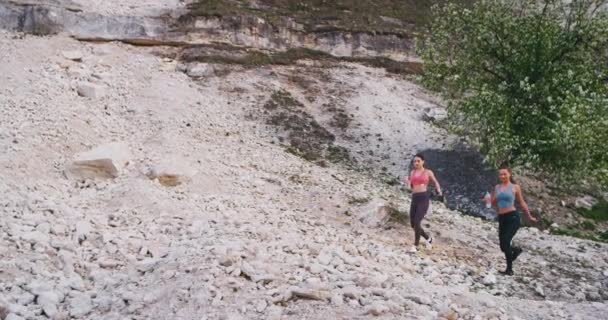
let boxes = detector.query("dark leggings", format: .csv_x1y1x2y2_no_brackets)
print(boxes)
410,192,430,246
498,211,521,269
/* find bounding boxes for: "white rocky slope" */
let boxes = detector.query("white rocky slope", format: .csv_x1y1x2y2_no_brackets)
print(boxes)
0,31,607,320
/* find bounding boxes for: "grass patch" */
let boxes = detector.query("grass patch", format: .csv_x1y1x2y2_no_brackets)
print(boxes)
262,90,352,165
553,227,608,243
577,199,608,222
180,44,423,75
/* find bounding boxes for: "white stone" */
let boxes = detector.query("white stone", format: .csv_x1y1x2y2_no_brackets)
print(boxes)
575,196,598,210
69,293,93,318
65,142,131,179
365,302,390,316
6,314,25,320
62,50,84,61
483,273,497,286
146,157,197,187
77,82,106,99
422,107,448,122
535,285,545,297
37,291,59,318
186,63,215,78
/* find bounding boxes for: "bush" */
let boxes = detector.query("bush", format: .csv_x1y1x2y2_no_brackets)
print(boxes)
418,0,608,188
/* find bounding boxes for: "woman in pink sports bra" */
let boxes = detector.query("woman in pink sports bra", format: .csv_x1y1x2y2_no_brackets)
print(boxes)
403,153,442,253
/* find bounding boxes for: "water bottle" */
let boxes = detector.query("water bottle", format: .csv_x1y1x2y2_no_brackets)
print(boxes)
484,191,491,208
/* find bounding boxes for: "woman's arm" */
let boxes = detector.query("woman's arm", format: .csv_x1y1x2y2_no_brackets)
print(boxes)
402,171,413,190
428,170,442,195
515,185,537,222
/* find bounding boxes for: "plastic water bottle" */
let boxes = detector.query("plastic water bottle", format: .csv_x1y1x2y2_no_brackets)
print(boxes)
484,192,491,208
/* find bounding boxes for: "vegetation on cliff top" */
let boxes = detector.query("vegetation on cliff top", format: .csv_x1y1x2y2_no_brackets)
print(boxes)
187,0,474,34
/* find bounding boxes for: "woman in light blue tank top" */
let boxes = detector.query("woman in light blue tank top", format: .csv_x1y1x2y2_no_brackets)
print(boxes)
485,165,537,275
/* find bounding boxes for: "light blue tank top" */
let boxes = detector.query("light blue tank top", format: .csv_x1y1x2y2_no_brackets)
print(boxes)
496,184,515,209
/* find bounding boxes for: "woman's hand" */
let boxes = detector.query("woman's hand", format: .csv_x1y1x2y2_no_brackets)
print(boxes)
526,212,538,222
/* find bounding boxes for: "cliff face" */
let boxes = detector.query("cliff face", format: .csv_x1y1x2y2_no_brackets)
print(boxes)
0,0,416,61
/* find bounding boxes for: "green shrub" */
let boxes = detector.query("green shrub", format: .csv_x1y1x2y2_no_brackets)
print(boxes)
418,0,608,188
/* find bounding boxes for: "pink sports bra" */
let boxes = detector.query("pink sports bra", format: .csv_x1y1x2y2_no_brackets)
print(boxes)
410,170,429,186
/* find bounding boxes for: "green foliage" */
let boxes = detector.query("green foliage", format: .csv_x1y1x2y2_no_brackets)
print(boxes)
418,0,608,188
577,199,608,221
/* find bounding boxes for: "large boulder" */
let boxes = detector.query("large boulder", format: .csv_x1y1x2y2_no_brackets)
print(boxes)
65,142,131,179
357,199,399,228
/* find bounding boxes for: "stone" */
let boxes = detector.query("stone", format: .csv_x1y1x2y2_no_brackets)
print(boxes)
69,293,92,318
439,308,459,320
6,314,25,320
98,258,124,269
575,196,598,210
535,284,545,297
422,107,448,122
76,82,106,99
358,200,396,228
65,142,131,179
75,221,92,243
186,63,215,78
317,251,332,266
0,304,8,320
288,287,330,301
254,299,267,313
404,294,432,306
62,50,83,61
307,264,324,274
146,157,196,187
148,241,170,258
36,291,60,318
365,302,390,316
483,273,497,286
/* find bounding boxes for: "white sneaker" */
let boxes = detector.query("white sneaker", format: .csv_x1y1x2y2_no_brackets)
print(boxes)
409,245,419,253
426,236,433,250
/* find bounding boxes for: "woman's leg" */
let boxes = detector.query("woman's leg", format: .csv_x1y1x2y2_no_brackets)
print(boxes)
499,212,520,274
413,193,430,246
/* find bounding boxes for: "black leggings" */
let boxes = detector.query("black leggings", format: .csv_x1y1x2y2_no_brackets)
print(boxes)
410,192,430,246
498,211,521,268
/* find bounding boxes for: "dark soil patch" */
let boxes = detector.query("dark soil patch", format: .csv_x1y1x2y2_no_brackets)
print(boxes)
263,90,351,165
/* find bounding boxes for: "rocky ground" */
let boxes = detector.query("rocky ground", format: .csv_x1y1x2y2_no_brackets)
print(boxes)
0,29,607,320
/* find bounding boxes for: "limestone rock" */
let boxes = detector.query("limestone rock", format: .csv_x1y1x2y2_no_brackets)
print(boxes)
422,107,448,122
365,302,390,316
65,142,131,179
36,291,60,318
146,157,196,187
62,50,83,61
6,314,25,320
483,273,497,286
69,293,93,318
358,199,397,228
76,82,106,99
575,196,598,210
186,63,215,78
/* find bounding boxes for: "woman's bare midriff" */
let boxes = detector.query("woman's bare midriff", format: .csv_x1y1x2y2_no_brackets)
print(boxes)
498,207,516,215
412,185,427,193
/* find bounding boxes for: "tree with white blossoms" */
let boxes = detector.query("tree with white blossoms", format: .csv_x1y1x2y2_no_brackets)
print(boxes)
418,0,608,188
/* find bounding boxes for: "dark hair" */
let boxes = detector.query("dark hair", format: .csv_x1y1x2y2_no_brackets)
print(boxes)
414,153,425,161
499,164,516,184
